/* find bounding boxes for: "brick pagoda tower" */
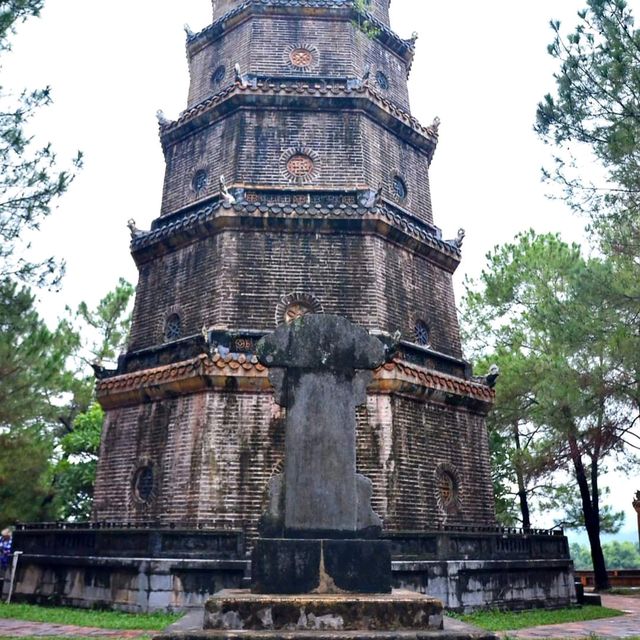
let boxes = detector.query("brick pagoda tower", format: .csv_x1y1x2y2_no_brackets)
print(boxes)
12,0,576,614
92,0,497,535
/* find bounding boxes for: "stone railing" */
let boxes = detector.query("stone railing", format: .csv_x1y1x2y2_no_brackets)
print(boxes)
14,524,244,560
386,528,570,561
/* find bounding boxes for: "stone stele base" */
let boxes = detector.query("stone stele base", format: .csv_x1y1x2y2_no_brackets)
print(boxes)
203,590,443,632
251,539,392,595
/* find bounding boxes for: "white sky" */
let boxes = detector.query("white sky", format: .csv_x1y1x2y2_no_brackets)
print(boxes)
3,0,637,541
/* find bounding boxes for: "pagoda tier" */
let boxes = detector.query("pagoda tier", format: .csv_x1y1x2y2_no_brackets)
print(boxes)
92,0,497,537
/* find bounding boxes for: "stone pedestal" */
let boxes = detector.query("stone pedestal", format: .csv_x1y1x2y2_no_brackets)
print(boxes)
252,539,391,595
204,590,443,632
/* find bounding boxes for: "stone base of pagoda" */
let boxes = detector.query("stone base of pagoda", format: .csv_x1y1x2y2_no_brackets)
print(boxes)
203,589,444,633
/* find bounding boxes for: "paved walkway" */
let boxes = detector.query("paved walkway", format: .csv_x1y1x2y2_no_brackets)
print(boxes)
0,618,146,638
501,594,640,638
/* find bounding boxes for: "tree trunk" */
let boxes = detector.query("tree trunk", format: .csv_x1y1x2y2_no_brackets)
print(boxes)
512,422,531,529
567,429,609,591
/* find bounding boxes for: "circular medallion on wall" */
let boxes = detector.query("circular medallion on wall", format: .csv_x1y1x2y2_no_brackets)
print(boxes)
434,463,462,515
280,147,321,184
392,174,408,201
285,43,319,72
164,312,182,342
192,169,208,195
275,292,323,326
376,70,389,91
131,459,156,505
414,320,430,346
211,64,226,87
159,305,185,343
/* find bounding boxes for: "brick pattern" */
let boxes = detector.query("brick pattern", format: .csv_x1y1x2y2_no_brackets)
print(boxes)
93,0,498,534
93,390,495,534
94,393,285,529
188,16,409,111
127,231,458,357
160,111,432,222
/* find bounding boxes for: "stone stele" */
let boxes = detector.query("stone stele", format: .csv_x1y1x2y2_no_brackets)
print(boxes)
256,313,387,538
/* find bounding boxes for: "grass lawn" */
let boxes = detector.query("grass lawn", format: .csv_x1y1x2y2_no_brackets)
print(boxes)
457,605,625,631
608,587,640,597
0,602,179,630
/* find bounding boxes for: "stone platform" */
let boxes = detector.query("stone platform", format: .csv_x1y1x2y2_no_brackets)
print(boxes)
153,590,497,640
155,631,497,640
204,590,442,632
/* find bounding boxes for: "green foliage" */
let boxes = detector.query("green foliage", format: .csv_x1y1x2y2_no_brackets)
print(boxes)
536,0,640,423
462,231,638,589
0,0,82,287
352,0,380,40
571,541,595,570
0,279,78,431
0,1,44,51
572,540,640,570
75,277,134,366
0,426,55,522
0,276,133,524
536,0,640,222
0,602,179,630
458,605,624,631
50,403,104,521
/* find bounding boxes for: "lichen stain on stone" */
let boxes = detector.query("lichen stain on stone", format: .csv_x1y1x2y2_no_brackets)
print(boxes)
312,546,346,595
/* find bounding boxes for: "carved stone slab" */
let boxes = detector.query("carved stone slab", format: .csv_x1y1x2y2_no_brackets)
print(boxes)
257,315,386,537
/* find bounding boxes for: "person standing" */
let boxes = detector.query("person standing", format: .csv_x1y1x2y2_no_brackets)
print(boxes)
1,529,12,574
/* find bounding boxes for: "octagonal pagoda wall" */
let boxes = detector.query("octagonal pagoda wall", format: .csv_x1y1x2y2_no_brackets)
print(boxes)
92,389,495,534
159,110,433,223
187,15,410,111
126,230,460,357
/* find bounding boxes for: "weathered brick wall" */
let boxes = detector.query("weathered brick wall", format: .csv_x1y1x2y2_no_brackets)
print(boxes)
210,1,391,27
127,230,459,357
187,20,253,108
356,396,497,530
360,117,433,223
187,16,409,111
93,392,285,528
160,110,432,222
93,389,495,533
94,0,497,537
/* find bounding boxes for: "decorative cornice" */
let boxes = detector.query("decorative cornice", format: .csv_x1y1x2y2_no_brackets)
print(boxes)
160,78,436,156
96,354,494,411
372,360,495,408
96,354,270,410
188,0,415,71
129,199,461,273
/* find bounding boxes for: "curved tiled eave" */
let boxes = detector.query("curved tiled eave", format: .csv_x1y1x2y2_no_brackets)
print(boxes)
129,201,462,273
159,81,438,160
96,354,494,413
187,0,415,72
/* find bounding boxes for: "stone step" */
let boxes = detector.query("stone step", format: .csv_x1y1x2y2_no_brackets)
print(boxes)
154,631,497,640
203,590,443,632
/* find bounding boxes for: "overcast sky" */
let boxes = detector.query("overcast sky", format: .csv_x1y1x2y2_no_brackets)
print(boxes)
4,0,637,540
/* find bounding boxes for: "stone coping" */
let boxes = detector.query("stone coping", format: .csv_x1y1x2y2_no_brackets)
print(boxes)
203,589,443,632
161,79,434,149
131,202,458,273
95,355,494,410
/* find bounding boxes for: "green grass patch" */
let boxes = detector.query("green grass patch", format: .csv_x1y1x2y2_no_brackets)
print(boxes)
457,605,625,631
0,602,179,630
607,587,640,597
